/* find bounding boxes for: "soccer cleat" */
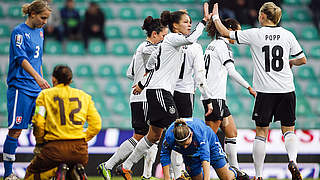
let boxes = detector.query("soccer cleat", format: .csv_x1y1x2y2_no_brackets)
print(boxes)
116,164,133,180
55,163,69,180
97,163,112,180
253,177,263,180
230,166,250,180
4,173,19,180
175,170,191,180
141,176,160,180
71,163,88,180
288,161,302,180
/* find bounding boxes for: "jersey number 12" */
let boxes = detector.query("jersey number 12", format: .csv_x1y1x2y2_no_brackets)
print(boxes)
262,45,284,72
54,97,82,125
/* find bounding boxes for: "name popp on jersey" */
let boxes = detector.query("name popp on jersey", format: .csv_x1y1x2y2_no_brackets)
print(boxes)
265,34,280,41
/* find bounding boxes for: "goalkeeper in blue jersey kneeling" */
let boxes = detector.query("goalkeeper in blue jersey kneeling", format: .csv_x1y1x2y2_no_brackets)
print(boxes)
160,118,249,180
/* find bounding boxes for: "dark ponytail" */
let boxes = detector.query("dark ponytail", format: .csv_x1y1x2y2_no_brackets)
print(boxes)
142,16,166,37
160,10,188,33
206,18,240,39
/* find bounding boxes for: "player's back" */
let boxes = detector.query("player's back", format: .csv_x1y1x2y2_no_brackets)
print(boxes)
203,39,230,100
40,84,100,141
175,43,202,94
237,27,303,93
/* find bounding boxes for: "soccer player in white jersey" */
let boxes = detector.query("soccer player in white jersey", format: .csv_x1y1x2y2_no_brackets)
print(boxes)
202,18,255,170
97,16,168,180
144,14,212,179
211,2,307,180
115,4,213,180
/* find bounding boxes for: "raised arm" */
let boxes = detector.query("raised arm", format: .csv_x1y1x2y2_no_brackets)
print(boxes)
211,3,231,38
166,3,212,47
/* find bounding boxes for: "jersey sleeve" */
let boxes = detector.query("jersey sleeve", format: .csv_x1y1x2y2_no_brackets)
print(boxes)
166,21,205,47
85,96,102,142
11,29,29,65
145,45,160,71
225,63,250,88
160,130,173,167
32,91,46,144
126,56,135,81
216,42,234,65
230,28,257,45
193,44,210,99
288,32,305,59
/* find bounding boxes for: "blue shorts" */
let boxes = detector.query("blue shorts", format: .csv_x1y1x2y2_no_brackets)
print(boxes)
7,88,36,129
184,155,227,177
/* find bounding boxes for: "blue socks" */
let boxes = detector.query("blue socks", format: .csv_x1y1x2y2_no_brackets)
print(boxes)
3,135,18,177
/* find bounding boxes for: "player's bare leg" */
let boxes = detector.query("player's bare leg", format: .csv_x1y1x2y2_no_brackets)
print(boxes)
205,120,221,134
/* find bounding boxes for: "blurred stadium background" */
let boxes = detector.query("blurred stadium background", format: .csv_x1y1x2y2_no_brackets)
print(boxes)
0,0,319,179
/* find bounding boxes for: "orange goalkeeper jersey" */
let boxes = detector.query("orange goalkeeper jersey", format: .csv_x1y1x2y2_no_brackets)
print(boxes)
32,84,101,143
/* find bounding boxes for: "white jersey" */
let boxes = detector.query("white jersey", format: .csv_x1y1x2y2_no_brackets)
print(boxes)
127,41,158,102
230,26,305,93
175,43,202,94
142,22,206,94
201,38,233,100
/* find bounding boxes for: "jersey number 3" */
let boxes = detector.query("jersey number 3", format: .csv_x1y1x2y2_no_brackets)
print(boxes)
34,45,40,58
262,45,283,72
54,97,82,125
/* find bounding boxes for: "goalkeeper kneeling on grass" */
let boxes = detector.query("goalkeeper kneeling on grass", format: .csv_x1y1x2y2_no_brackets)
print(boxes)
24,65,102,180
160,118,249,180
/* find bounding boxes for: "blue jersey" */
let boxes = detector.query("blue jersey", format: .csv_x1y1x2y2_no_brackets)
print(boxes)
160,118,225,167
7,23,44,97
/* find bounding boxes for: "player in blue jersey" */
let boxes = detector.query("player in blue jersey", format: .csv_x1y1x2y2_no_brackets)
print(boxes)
160,118,249,180
3,1,51,179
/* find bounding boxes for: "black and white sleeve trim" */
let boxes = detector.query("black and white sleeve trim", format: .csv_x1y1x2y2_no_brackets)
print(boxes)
235,31,240,44
291,51,303,57
223,59,234,66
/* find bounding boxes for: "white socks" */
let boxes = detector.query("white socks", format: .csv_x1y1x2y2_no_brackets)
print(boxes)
143,143,158,178
170,150,184,179
105,137,138,169
284,131,298,163
225,137,239,169
253,136,266,178
123,136,153,170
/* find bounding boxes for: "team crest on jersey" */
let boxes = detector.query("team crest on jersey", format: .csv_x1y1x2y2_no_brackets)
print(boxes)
16,116,22,124
15,34,23,47
169,106,176,114
40,31,43,38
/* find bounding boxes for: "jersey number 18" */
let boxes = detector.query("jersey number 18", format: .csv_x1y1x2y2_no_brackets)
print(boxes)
262,45,284,72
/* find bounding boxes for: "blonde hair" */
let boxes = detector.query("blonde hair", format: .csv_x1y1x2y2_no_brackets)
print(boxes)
173,119,191,143
22,0,52,17
259,2,282,25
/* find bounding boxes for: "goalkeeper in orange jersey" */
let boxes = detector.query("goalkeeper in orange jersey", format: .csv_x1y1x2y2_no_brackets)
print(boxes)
24,65,102,180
